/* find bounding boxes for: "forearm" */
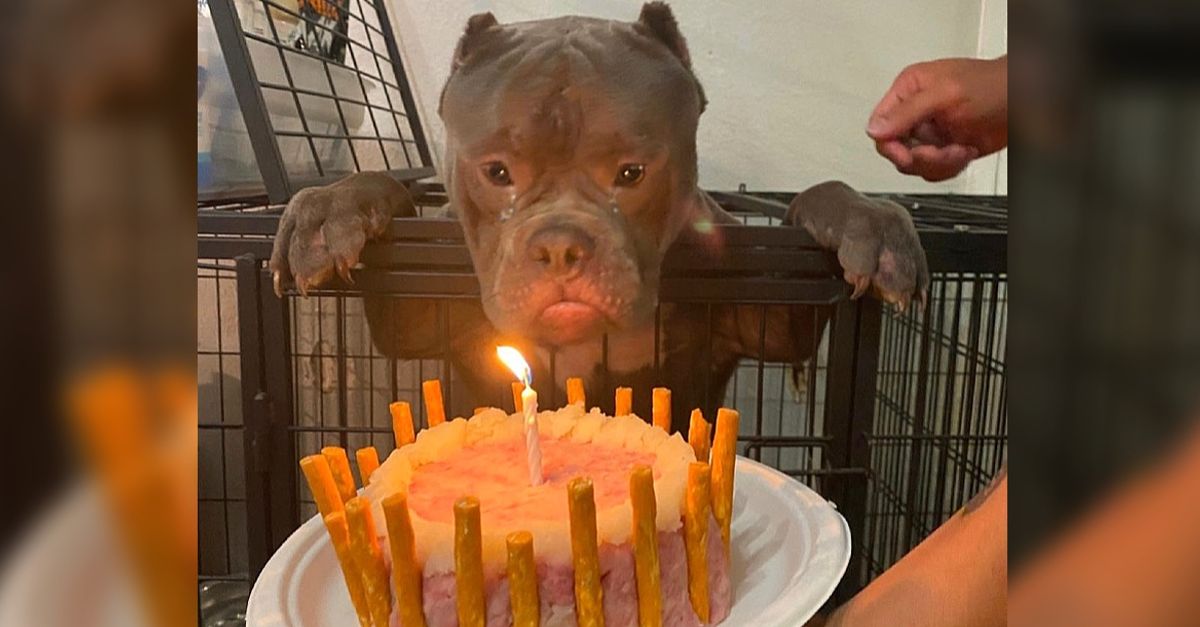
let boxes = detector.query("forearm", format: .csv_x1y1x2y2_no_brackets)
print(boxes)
825,470,1008,627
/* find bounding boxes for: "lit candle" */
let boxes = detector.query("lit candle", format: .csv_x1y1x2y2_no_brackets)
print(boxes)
497,346,543,486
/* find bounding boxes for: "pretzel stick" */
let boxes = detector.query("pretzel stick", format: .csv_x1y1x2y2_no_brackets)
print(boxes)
454,496,486,627
383,492,426,627
711,408,740,558
630,465,663,627
683,463,711,623
615,387,632,417
506,531,540,627
390,401,416,447
651,388,671,432
355,447,381,486
511,381,525,413
322,511,373,627
423,379,446,427
300,454,343,518
687,410,710,463
322,446,358,504
566,377,586,406
568,477,604,627
346,496,392,627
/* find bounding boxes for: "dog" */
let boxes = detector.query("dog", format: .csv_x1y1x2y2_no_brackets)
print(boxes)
269,3,928,432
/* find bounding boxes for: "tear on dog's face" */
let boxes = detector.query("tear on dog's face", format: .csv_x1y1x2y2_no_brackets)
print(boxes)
438,5,707,346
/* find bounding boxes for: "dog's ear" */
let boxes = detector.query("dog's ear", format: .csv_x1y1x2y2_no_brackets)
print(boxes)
636,2,707,113
451,12,499,72
441,12,499,116
637,2,692,67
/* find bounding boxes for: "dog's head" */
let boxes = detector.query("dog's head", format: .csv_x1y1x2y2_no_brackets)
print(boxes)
438,3,706,346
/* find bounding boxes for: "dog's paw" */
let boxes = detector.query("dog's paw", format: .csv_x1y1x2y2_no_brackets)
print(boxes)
269,173,408,296
836,205,929,312
789,181,930,312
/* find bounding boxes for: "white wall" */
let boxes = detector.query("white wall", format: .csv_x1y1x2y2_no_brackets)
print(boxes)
388,0,1007,194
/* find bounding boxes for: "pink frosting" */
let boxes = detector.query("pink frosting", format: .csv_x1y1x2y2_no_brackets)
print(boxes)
407,438,657,527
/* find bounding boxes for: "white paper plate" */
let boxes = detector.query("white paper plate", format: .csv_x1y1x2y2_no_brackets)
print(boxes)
248,457,850,626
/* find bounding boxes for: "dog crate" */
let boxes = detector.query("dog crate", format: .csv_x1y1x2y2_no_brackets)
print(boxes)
197,0,1007,623
198,189,1007,620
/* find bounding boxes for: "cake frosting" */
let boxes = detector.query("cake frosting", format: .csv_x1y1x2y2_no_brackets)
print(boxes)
361,404,732,626
407,438,656,526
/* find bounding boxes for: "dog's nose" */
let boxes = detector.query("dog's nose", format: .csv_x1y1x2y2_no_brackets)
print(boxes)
528,225,594,278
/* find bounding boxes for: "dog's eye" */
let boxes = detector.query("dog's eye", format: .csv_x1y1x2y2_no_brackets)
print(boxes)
482,162,513,186
615,164,645,187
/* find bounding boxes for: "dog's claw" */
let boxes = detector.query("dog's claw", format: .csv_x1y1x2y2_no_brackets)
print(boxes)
273,271,284,298
335,258,355,285
848,274,870,299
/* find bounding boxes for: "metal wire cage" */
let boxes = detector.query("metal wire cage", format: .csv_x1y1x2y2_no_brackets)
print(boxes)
197,188,1007,625
198,186,869,558
199,0,433,615
720,193,1010,587
861,195,1008,582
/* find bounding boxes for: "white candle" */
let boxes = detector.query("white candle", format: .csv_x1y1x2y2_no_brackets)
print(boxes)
521,384,542,486
497,346,544,486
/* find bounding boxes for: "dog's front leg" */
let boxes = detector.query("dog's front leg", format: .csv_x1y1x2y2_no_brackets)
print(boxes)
270,172,478,362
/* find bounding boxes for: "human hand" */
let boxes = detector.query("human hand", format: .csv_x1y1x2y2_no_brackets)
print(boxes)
867,56,1007,182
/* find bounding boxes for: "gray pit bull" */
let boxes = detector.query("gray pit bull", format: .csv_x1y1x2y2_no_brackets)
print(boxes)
270,3,928,431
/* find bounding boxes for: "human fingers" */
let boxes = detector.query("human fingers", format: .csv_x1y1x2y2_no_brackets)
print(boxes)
867,81,955,142
906,143,978,181
875,138,914,171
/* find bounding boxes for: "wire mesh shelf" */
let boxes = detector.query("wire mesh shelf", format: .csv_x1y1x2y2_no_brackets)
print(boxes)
206,0,434,205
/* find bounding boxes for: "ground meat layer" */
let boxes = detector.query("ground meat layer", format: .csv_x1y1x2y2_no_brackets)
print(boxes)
395,517,731,627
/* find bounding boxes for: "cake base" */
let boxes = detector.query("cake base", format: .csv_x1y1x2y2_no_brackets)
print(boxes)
247,459,852,627
409,520,730,627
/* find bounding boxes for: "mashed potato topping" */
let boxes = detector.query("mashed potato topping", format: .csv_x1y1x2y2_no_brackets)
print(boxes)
364,404,695,575
408,438,656,525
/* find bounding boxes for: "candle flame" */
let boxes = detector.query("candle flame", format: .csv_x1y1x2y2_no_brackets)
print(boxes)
496,346,532,386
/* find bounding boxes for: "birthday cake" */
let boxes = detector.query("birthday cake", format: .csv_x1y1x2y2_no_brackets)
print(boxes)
300,383,738,627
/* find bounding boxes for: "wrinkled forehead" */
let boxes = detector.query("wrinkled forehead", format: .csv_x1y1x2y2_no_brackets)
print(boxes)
440,17,701,160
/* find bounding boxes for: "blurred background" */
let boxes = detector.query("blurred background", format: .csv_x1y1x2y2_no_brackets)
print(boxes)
0,0,1196,625
1008,0,1200,561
